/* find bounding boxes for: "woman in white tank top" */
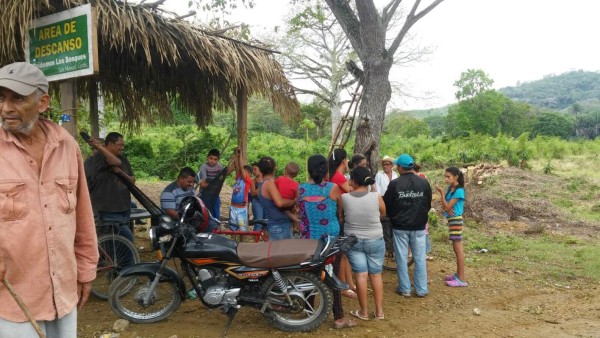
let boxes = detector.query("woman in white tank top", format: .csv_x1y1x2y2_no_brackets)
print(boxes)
342,166,386,321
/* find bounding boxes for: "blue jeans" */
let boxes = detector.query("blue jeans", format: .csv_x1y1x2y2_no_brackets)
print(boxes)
393,229,428,296
346,237,385,274
268,220,292,240
251,199,264,230
212,197,221,221
98,210,134,242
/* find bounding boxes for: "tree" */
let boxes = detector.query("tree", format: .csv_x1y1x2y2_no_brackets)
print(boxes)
454,69,494,100
300,101,331,139
499,100,533,137
423,115,446,137
384,114,430,138
446,90,504,137
247,97,294,136
531,112,575,139
324,0,444,171
449,70,533,138
278,2,356,139
574,111,600,139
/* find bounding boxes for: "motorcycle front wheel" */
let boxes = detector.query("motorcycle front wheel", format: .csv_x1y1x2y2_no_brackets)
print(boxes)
108,273,182,323
261,271,332,332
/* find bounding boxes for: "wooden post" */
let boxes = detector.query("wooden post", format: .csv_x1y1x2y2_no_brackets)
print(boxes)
60,79,78,138
89,79,99,138
236,87,248,164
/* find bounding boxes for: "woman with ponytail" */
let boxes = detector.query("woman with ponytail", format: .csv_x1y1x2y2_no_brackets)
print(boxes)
342,166,386,321
436,167,468,287
298,154,356,329
328,148,350,193
326,148,357,297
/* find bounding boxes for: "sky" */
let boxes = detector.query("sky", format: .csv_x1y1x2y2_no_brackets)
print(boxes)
161,0,600,110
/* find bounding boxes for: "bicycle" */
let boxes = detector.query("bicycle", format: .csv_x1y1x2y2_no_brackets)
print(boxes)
93,220,140,300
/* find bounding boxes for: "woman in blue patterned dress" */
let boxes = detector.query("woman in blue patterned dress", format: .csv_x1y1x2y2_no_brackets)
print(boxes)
298,154,356,329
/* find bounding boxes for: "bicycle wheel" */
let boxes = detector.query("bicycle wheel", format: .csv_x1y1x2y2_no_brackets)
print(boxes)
93,234,140,300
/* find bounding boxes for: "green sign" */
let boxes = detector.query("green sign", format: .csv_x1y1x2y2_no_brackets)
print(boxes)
25,4,96,81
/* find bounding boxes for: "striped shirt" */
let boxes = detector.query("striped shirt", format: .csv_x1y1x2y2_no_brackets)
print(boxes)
160,181,195,211
196,162,224,193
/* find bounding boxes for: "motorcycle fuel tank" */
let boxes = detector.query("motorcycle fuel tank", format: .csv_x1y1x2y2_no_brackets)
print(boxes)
183,233,241,264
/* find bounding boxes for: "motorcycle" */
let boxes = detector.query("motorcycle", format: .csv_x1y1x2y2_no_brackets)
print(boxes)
108,196,356,334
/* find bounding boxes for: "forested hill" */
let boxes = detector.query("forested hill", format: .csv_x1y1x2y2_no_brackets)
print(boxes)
499,70,600,112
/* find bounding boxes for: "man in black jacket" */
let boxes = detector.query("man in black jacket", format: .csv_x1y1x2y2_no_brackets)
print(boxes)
383,154,432,298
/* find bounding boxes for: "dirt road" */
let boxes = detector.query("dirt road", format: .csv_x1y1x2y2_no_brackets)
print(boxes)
79,254,600,338
77,176,600,338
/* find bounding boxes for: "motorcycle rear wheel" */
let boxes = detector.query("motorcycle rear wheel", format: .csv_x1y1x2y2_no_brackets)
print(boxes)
108,273,182,323
261,271,332,332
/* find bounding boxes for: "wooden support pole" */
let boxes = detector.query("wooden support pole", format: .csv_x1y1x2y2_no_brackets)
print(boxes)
89,80,99,138
236,88,248,164
60,79,78,138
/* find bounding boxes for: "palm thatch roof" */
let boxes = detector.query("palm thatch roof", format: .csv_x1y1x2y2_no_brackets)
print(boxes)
0,0,300,129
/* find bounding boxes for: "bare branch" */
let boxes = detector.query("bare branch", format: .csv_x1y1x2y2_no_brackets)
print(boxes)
324,0,363,53
341,78,359,89
294,87,330,103
382,0,402,27
388,0,444,56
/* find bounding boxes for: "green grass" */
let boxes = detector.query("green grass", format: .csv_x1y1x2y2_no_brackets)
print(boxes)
429,225,600,282
527,157,600,222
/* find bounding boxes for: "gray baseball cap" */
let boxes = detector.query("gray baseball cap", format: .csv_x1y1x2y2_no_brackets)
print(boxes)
0,62,49,95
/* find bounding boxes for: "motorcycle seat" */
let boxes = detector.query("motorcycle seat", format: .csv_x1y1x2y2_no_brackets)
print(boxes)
237,239,320,268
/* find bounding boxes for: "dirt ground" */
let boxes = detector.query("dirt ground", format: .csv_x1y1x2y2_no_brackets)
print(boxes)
78,170,600,338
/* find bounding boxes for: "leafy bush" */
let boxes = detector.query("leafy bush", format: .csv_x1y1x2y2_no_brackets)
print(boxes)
542,161,554,175
98,120,600,181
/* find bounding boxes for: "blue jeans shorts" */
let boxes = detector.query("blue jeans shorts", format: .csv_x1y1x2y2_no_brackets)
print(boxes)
268,220,292,241
228,206,248,231
346,237,385,274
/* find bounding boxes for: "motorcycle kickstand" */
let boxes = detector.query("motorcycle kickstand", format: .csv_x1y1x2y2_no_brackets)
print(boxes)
222,307,238,337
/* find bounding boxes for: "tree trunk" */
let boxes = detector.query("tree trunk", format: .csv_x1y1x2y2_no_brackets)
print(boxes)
89,80,100,138
330,95,343,144
354,58,393,174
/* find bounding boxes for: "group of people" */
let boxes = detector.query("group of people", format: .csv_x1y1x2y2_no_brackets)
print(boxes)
190,147,468,329
0,61,468,336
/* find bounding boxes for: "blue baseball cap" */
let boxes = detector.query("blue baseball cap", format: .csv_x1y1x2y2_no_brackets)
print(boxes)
395,154,414,169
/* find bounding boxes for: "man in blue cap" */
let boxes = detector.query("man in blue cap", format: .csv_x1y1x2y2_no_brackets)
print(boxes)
382,154,432,298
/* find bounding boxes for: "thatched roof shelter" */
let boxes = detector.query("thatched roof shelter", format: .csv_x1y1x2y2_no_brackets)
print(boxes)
0,0,300,131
